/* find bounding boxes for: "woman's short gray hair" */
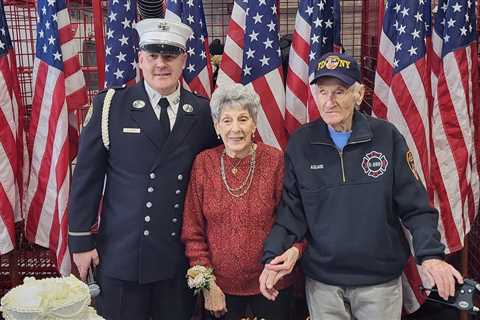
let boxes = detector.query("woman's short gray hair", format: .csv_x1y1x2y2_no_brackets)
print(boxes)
210,83,260,123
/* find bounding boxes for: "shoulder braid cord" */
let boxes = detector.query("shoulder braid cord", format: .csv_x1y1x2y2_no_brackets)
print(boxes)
101,88,115,150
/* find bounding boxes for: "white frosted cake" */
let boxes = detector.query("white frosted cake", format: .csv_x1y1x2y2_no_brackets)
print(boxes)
0,275,104,320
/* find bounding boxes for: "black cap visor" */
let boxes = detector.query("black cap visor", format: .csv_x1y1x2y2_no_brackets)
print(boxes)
310,71,357,87
140,43,184,55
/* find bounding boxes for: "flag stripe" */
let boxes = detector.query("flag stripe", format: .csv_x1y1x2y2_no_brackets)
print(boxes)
252,69,287,148
430,152,463,250
290,30,310,65
217,52,242,83
0,184,15,253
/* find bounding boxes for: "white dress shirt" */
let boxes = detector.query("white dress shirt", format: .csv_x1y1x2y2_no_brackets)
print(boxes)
144,81,181,130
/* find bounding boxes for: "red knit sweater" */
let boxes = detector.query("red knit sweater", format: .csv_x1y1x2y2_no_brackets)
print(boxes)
181,143,300,295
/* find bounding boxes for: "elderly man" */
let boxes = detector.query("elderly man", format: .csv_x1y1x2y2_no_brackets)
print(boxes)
68,19,217,319
259,52,463,320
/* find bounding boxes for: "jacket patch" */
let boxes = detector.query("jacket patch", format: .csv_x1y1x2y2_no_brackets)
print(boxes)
362,151,388,178
310,164,324,170
406,150,419,180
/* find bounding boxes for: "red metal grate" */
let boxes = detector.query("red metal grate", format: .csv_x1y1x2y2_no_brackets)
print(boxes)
360,0,380,113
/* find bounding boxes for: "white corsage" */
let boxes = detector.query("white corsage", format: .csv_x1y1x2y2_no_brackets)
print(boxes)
186,265,215,295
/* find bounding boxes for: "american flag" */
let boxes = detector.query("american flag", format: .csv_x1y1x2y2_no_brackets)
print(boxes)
165,0,213,98
216,0,287,150
24,0,88,275
373,0,479,313
105,0,138,87
373,0,433,312
285,0,341,133
0,0,28,254
430,0,479,253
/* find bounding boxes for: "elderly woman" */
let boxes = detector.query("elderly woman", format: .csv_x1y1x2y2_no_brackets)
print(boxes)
181,83,302,320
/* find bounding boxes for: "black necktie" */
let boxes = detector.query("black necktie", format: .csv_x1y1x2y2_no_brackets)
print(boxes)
158,98,171,138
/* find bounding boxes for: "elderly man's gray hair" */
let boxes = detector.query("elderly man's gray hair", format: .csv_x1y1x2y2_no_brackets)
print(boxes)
210,83,260,123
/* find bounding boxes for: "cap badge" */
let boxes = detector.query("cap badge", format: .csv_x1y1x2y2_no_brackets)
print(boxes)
158,22,170,32
325,56,340,69
317,55,352,71
132,100,145,109
182,104,193,113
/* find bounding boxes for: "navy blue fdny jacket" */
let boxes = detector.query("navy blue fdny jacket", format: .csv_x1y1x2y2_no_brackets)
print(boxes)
263,111,445,286
68,82,217,283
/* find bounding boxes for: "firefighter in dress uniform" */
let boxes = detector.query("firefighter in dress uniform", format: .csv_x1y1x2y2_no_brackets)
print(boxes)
68,18,218,319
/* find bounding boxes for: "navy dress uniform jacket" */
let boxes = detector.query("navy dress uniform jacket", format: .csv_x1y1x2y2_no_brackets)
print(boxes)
68,81,218,283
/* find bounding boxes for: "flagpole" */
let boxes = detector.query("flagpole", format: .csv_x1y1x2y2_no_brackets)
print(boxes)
377,0,384,41
92,0,105,89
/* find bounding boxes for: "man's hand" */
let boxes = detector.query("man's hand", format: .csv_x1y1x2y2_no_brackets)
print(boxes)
73,249,99,281
421,258,463,300
203,281,227,318
259,268,280,301
265,246,300,284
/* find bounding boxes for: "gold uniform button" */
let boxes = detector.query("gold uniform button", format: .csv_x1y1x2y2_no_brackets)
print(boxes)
172,218,178,223
177,174,183,180
150,173,156,179
145,216,151,222
175,189,181,195
146,202,152,208
174,204,179,209
144,230,150,236
148,187,154,193
171,232,176,237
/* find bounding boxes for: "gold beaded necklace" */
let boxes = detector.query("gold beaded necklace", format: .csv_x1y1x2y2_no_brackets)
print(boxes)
220,145,256,198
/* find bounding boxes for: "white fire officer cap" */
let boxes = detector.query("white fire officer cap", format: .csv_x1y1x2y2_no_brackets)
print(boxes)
135,18,193,55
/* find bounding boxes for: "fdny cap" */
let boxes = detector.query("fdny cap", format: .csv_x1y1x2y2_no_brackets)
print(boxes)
135,18,193,55
310,52,361,87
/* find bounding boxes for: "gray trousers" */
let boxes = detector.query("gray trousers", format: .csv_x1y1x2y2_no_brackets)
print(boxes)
305,277,402,320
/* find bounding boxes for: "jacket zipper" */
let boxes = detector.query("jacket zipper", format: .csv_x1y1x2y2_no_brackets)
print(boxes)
317,138,372,184
338,150,346,183
340,138,371,183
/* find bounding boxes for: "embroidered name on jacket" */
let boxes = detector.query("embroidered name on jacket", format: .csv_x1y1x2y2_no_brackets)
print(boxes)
310,164,324,170
362,151,388,178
